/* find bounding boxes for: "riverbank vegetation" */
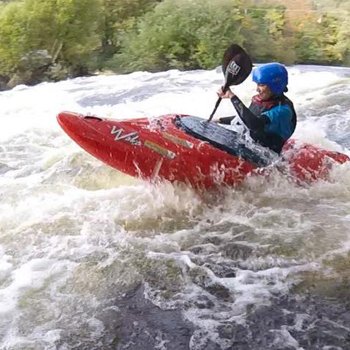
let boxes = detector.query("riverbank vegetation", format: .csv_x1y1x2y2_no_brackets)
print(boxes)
0,0,349,89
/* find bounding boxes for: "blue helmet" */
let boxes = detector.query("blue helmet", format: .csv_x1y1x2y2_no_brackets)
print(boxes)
252,62,288,95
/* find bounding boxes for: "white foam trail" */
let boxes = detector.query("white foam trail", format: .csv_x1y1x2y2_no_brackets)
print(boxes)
0,65,350,349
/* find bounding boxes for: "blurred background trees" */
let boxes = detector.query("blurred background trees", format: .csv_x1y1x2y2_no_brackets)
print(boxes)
0,0,349,88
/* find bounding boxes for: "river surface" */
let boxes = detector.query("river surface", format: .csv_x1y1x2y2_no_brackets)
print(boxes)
1,66,350,350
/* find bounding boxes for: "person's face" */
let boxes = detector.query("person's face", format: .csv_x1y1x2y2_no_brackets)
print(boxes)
256,84,273,100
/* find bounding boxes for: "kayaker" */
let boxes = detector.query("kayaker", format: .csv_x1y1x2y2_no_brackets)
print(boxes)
216,62,297,154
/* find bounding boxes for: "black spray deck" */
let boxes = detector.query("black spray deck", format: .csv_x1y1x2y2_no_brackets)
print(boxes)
177,116,279,168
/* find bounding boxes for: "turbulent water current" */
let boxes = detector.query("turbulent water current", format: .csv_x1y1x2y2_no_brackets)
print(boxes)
1,65,350,350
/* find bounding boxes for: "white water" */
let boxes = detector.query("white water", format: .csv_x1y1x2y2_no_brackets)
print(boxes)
1,66,350,349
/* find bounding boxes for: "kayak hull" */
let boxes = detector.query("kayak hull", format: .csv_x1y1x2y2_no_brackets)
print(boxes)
57,112,349,189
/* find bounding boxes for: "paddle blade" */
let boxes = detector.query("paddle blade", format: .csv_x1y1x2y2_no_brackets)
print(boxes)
208,44,252,122
222,44,253,86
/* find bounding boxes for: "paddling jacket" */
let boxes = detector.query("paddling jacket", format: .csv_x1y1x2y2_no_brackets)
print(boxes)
219,94,297,153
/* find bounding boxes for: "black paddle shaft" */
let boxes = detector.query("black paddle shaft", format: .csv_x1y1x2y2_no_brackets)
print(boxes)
208,83,229,121
208,44,252,122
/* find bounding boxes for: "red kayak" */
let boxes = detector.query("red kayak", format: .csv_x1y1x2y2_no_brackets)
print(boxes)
57,111,349,189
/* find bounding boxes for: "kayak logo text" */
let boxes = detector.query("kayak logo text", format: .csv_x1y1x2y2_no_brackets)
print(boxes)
227,61,241,76
111,126,141,146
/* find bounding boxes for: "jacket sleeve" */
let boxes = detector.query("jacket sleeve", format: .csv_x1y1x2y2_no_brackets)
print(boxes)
230,95,269,130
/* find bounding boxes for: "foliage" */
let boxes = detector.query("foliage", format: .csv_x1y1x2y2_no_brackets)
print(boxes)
241,5,294,63
305,0,350,64
97,0,159,67
109,0,245,72
294,14,342,64
0,0,349,88
0,0,101,76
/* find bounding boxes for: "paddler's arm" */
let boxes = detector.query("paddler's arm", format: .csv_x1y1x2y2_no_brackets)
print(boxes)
230,95,269,130
216,87,269,130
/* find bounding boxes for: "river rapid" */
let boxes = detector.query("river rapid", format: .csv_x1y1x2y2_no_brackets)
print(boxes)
1,66,350,350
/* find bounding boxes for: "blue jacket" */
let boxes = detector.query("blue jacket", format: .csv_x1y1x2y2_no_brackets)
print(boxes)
219,94,297,153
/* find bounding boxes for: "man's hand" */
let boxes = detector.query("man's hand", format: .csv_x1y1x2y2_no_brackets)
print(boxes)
217,87,235,99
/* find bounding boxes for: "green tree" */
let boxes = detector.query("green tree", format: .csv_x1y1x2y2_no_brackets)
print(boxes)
99,0,159,56
111,0,245,73
335,19,350,65
329,3,350,65
0,0,101,76
241,5,291,63
1,0,350,87
295,14,341,64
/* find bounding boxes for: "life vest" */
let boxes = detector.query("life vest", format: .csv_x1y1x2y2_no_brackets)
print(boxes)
248,94,297,153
